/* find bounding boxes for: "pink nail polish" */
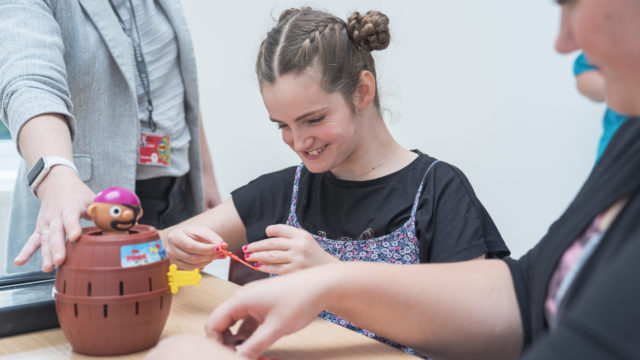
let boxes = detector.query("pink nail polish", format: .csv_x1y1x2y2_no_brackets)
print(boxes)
255,263,261,268
216,247,220,252
245,253,250,259
242,245,248,252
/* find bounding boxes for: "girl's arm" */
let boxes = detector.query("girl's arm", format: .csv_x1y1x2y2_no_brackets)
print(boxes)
206,260,523,360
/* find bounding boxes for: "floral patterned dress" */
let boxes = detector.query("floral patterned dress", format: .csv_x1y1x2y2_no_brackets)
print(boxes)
283,161,440,358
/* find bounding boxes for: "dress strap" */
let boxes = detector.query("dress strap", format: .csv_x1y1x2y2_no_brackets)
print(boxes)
288,163,305,217
410,160,440,219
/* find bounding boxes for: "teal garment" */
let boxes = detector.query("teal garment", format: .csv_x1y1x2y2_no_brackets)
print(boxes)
573,52,627,162
597,109,627,161
0,122,9,139
573,53,596,76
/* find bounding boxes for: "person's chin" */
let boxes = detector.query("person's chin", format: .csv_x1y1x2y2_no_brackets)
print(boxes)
606,87,638,116
300,161,327,173
299,157,332,174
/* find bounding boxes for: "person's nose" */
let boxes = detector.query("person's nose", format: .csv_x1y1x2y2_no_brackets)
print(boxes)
555,7,579,54
287,128,313,152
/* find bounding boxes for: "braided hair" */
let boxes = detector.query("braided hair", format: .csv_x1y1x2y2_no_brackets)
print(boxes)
256,7,390,110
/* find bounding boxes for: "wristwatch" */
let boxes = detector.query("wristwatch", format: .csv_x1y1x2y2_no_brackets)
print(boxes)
27,156,79,196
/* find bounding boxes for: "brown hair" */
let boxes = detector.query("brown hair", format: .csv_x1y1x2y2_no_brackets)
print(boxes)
256,7,390,110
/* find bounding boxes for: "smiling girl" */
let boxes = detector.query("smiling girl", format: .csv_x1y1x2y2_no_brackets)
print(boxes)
161,7,508,356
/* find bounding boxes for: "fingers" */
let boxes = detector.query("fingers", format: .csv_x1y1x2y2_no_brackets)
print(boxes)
265,224,308,239
170,230,220,256
236,318,285,360
187,227,227,246
205,296,248,341
48,218,67,266
14,232,42,266
63,208,83,242
243,237,290,254
243,248,289,265
167,227,229,269
205,300,277,359
171,243,223,264
224,317,260,347
39,227,53,272
249,262,289,275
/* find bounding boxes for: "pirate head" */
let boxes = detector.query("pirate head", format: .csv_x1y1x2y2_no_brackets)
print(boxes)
87,187,143,235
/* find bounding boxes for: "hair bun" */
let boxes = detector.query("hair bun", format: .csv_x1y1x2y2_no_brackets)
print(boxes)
346,11,390,51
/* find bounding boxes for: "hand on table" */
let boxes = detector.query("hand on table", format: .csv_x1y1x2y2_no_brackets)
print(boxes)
13,166,94,272
165,224,228,270
205,268,331,359
242,224,338,275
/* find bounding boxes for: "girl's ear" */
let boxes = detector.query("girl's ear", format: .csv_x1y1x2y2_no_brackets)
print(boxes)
353,70,376,111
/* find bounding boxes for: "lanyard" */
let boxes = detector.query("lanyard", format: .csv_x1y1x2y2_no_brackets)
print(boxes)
108,0,157,132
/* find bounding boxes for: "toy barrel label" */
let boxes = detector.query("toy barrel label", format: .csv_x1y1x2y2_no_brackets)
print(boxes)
120,239,167,267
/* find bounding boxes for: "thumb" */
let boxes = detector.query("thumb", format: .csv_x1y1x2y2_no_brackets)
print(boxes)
235,318,283,360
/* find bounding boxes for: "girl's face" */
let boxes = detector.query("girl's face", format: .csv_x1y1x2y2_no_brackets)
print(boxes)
555,0,640,115
261,69,361,173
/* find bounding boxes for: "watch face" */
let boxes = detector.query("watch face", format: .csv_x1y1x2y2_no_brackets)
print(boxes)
27,158,45,186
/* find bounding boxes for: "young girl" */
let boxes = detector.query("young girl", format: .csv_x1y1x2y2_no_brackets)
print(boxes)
162,7,508,356
150,1,640,359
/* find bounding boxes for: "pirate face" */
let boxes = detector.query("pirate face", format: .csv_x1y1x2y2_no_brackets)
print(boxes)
88,202,143,235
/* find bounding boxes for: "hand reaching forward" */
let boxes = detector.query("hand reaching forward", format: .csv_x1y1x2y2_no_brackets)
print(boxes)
13,166,94,272
205,267,332,359
164,224,228,270
242,224,338,274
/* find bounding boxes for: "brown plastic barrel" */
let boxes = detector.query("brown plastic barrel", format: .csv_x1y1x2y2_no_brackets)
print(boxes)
54,225,172,355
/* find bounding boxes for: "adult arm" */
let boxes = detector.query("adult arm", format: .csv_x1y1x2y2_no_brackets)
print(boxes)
12,114,94,272
206,260,523,360
11,114,95,271
1,1,94,272
199,113,222,209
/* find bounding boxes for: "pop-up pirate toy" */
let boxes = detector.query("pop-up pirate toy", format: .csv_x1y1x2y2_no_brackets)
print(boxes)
53,187,201,356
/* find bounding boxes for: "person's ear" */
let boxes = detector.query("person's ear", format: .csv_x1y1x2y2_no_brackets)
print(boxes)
353,70,376,111
87,204,97,219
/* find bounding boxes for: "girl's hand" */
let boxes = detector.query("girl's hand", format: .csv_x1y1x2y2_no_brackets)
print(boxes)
205,267,332,359
243,224,338,274
164,224,228,270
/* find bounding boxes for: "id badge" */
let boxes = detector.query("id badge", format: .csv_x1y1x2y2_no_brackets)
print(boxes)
139,133,170,166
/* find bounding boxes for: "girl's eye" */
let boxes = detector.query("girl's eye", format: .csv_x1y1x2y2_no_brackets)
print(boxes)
306,116,324,124
277,123,288,129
